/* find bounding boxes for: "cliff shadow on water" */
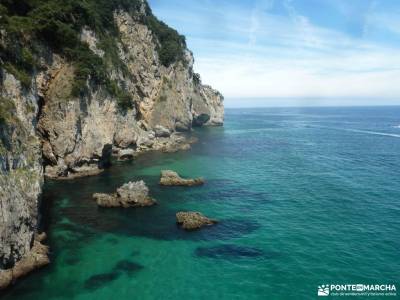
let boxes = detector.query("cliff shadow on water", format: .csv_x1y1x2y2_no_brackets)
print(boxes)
0,0,223,291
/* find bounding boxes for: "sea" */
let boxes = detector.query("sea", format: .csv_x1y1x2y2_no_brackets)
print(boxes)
2,106,400,299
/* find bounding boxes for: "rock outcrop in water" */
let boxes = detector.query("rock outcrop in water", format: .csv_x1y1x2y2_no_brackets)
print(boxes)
93,181,156,208
0,0,223,287
176,212,217,230
160,170,204,186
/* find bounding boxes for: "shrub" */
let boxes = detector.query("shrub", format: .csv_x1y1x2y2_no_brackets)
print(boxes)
3,63,31,88
145,14,186,66
0,97,16,125
0,0,186,107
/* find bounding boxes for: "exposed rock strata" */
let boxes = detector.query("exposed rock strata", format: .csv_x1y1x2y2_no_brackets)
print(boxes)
160,170,204,186
176,212,217,230
93,181,156,208
0,72,43,270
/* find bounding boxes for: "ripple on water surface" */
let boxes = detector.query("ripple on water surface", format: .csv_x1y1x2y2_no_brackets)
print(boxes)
2,107,400,300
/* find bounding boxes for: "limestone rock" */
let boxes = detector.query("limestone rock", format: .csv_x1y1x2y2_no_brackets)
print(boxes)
160,170,204,186
0,234,49,290
0,73,43,270
34,11,223,180
80,27,105,57
118,148,136,160
176,212,217,230
154,125,171,138
146,134,197,154
93,181,156,208
192,85,224,126
92,193,116,207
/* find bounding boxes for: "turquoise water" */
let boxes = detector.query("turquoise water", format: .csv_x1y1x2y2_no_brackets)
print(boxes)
2,107,400,299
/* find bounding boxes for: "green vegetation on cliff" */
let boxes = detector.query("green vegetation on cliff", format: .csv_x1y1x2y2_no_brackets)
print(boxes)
0,0,186,109
0,97,15,126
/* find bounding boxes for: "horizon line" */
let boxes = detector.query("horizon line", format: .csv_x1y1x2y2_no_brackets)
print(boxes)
224,104,400,109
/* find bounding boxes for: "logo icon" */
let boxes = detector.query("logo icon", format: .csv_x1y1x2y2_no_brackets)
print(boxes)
318,285,330,296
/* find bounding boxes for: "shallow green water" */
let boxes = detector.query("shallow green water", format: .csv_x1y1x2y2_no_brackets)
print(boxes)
2,107,400,299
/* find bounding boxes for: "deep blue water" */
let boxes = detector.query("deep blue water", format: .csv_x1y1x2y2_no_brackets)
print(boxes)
2,106,400,299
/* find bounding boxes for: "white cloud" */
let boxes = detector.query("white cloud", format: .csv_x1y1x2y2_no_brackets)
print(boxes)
196,54,400,99
190,4,400,104
151,0,400,105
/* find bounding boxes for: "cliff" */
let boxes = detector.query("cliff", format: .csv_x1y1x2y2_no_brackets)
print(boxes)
0,0,223,287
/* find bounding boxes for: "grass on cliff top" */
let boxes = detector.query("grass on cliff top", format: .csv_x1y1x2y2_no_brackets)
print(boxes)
0,0,186,109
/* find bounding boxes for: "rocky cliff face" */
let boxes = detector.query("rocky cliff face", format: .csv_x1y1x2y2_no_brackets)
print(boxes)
37,10,224,179
0,1,223,283
0,72,43,270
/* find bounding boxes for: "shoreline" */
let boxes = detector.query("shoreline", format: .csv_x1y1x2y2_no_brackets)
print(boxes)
0,234,49,291
44,132,198,181
0,130,200,290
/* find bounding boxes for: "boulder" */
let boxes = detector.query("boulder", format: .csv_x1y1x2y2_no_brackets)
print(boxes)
93,181,156,208
118,148,135,160
176,212,217,230
137,135,154,149
154,125,171,138
175,121,190,132
93,193,116,207
157,134,196,153
160,170,204,186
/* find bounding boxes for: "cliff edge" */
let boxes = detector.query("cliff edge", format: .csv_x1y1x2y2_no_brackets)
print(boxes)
0,0,223,287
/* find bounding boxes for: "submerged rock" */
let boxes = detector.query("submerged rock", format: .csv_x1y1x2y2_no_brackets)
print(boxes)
176,212,217,230
84,272,120,291
93,180,156,208
0,233,49,290
84,259,143,291
160,170,204,186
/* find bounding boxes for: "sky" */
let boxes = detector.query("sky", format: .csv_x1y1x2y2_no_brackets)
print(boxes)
148,0,400,107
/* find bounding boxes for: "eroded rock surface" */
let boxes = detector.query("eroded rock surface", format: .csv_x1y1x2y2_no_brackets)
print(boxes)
35,10,224,180
0,0,223,287
160,170,204,186
0,233,49,290
154,125,171,138
176,212,217,230
93,181,156,208
117,148,136,161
